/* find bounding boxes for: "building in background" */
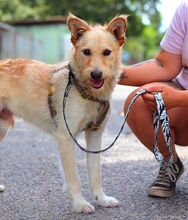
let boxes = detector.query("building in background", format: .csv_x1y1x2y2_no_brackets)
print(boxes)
0,22,44,61
9,17,72,64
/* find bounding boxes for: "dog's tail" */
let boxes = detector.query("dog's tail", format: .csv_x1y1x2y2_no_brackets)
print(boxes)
0,109,14,142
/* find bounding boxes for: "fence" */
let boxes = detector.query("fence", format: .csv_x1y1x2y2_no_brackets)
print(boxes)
0,24,44,61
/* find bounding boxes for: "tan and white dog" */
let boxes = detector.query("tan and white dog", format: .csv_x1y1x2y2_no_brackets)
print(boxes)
0,14,127,213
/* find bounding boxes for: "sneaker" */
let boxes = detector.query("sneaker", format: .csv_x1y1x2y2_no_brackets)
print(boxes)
148,156,184,198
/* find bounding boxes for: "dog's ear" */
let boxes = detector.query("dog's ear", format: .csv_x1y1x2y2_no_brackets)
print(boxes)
106,15,127,47
67,13,90,45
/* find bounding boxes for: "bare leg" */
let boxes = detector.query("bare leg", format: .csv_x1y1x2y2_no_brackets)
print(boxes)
55,134,95,213
85,130,119,207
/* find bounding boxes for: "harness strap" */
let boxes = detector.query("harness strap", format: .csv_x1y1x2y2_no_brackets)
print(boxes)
48,65,70,127
89,100,110,131
48,84,58,126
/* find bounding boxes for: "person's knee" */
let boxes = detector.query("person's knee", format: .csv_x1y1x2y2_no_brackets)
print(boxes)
124,88,139,111
124,88,144,125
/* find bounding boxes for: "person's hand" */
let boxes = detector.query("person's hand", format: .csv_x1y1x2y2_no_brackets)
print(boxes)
140,83,181,111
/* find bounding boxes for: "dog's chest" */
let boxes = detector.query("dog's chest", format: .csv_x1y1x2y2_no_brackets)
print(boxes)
79,101,101,131
65,92,102,134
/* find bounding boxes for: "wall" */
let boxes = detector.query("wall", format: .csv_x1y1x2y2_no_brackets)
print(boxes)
15,24,72,64
0,27,43,61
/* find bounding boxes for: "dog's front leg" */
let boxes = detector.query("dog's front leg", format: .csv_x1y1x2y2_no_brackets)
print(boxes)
55,134,95,213
85,130,119,208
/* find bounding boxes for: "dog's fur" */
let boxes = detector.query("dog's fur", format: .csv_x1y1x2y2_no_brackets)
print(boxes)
0,14,127,213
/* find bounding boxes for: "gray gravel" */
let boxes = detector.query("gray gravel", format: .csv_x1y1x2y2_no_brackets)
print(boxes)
0,86,188,220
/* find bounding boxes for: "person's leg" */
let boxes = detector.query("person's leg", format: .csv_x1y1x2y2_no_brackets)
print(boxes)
124,83,188,197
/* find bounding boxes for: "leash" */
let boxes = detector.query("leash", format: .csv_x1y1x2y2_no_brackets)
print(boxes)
152,91,173,166
62,71,173,166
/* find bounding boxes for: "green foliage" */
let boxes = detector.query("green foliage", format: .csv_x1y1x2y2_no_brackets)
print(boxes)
0,0,48,21
125,24,164,64
0,0,161,35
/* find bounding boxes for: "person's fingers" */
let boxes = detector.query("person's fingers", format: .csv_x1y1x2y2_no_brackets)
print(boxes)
142,93,155,102
142,85,164,93
143,100,157,111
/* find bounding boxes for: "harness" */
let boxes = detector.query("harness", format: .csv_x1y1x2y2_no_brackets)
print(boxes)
48,83,58,127
48,66,173,168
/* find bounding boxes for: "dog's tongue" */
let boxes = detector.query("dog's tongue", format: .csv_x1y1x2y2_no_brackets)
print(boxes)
91,80,103,89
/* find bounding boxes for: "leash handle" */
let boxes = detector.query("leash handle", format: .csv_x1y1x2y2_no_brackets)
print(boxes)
152,92,173,166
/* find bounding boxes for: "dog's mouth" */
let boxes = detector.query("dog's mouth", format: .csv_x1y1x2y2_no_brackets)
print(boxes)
90,79,104,89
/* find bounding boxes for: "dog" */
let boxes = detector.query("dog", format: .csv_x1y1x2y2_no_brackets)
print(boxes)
0,14,127,213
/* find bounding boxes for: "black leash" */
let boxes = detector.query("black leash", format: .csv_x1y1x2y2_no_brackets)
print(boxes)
62,71,173,166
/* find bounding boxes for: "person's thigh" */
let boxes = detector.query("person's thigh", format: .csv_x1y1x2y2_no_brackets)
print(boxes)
124,81,188,148
168,106,188,146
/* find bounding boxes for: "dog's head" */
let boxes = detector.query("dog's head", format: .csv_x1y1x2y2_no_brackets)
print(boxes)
68,14,127,99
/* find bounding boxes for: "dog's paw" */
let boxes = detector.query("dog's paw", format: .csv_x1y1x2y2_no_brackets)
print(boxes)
96,195,119,208
0,185,5,192
73,198,95,213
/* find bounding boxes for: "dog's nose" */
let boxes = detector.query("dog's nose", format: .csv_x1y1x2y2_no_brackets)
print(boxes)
90,70,102,80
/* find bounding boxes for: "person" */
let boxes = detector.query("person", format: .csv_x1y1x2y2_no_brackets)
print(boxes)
118,0,188,198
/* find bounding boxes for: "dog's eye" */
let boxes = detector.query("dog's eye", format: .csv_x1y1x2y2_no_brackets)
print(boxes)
103,49,111,56
83,49,91,56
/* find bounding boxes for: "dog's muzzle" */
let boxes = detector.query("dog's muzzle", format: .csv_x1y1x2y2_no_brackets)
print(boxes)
90,70,104,89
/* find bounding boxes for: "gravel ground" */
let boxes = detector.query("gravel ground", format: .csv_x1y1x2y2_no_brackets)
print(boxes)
0,85,188,220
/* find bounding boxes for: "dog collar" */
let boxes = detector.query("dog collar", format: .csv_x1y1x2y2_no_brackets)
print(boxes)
69,66,99,102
